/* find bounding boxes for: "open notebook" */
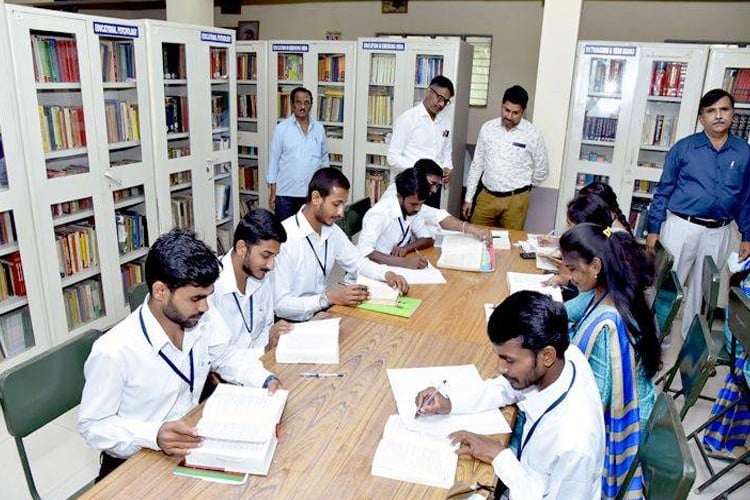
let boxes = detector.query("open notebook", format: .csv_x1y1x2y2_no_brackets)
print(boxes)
506,271,563,302
356,275,400,306
437,234,495,272
275,317,340,364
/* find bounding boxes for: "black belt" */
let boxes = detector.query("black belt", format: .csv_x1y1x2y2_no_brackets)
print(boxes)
483,184,532,198
672,212,731,229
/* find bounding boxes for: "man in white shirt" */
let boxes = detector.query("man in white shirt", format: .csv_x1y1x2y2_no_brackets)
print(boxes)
274,167,409,321
78,229,281,481
463,85,549,230
388,76,455,207
357,167,433,269
416,291,605,499
209,209,292,358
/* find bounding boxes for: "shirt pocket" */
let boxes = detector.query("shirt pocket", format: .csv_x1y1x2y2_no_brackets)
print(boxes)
722,159,744,190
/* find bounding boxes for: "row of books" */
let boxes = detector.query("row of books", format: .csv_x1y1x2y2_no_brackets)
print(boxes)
731,112,750,140
165,96,189,134
367,154,388,167
638,161,663,169
215,184,232,220
588,58,625,95
723,68,750,104
318,54,346,82
580,149,609,163
55,222,99,278
162,43,186,80
47,164,88,178
414,56,443,86
0,211,17,246
216,227,231,255
171,193,194,229
628,200,651,239
365,170,389,203
113,185,144,203
367,90,393,126
329,153,343,164
238,195,259,217
239,145,258,156
239,165,259,191
51,197,92,218
211,94,229,129
116,210,148,254
104,100,140,143
318,92,345,122
210,47,229,79
277,93,292,118
369,54,396,85
641,113,677,148
649,61,687,97
277,54,303,81
575,173,610,190
31,33,80,83
0,307,33,360
100,40,136,83
238,93,258,119
366,128,389,144
213,135,230,151
633,179,658,195
38,105,87,152
582,116,618,142
167,145,190,158
169,170,191,186
121,260,144,303
64,278,104,330
0,252,25,300
237,53,258,80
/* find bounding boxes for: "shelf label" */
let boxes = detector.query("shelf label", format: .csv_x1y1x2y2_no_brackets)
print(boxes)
272,43,309,52
201,31,233,44
93,21,139,39
584,45,636,57
362,41,405,52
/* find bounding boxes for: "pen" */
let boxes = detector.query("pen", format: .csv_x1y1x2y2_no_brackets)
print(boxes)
415,379,447,418
545,229,555,237
300,372,344,378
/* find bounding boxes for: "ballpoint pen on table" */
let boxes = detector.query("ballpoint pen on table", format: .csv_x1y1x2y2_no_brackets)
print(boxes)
415,379,447,418
300,372,344,378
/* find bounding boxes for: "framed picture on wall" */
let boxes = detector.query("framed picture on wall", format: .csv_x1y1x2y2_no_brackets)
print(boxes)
238,20,260,40
382,1,408,14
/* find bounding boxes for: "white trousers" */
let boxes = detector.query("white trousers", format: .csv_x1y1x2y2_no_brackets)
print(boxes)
660,212,733,338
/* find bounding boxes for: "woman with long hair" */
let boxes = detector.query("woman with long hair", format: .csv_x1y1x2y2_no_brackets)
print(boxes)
559,223,660,499
580,181,633,234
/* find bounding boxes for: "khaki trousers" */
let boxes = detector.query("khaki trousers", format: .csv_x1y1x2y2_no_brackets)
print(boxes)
470,188,530,230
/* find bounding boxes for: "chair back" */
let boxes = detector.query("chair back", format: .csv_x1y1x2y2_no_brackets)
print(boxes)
128,281,149,312
701,255,721,329
652,269,684,343
652,240,675,291
676,316,716,419
624,393,696,500
728,286,750,354
336,197,371,239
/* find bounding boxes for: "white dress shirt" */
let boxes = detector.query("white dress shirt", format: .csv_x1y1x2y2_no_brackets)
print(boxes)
357,195,432,256
274,209,390,321
465,118,549,202
380,183,450,238
450,346,604,500
208,252,275,358
387,103,453,174
78,301,272,459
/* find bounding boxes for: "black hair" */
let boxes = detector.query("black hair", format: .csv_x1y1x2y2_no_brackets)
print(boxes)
502,85,529,109
290,86,313,104
306,167,351,202
145,229,221,292
567,193,614,227
395,167,431,201
579,182,632,234
559,223,660,378
488,291,569,360
699,88,734,113
429,75,455,97
413,158,444,179
232,208,287,248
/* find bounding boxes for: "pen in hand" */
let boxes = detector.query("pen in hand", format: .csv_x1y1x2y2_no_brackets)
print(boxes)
415,379,447,418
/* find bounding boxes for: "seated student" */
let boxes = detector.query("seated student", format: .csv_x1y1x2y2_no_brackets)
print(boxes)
208,209,293,358
559,223,661,499
78,229,281,481
357,167,434,269
579,181,632,234
416,291,605,499
274,167,409,321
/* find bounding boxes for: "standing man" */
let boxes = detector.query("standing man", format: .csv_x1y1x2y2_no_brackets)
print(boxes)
462,85,549,230
274,168,409,322
387,75,455,206
209,209,293,358
78,229,280,481
416,291,605,498
267,86,329,221
646,88,750,338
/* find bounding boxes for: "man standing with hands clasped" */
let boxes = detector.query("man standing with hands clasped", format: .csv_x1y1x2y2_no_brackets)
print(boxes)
646,88,750,339
415,291,604,499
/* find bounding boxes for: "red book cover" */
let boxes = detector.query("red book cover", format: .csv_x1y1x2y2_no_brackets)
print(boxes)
5,252,26,296
181,97,189,133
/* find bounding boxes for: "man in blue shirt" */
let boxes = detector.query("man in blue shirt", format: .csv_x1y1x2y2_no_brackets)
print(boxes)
646,88,750,338
267,86,329,222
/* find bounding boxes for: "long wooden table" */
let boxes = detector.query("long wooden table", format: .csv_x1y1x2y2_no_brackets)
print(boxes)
332,230,538,344
82,316,512,499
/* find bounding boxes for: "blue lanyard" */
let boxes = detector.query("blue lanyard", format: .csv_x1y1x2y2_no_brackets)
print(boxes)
397,218,409,247
574,291,609,332
517,362,576,458
296,214,328,277
139,306,194,393
232,292,260,344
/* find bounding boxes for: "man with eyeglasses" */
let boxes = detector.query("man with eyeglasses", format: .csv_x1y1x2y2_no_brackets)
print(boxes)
463,85,549,230
267,86,329,221
387,75,455,207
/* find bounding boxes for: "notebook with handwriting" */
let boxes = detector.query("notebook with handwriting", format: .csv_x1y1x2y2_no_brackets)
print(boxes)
275,317,340,364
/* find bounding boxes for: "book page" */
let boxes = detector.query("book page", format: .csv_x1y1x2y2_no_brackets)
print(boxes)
491,230,511,250
356,275,399,305
506,272,563,302
198,385,288,442
276,318,340,364
384,263,446,284
437,235,483,271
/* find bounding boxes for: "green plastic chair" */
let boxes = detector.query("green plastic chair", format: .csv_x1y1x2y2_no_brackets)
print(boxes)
0,329,102,500
335,197,371,240
128,281,148,312
652,240,675,294
701,255,732,368
651,269,684,344
615,393,696,500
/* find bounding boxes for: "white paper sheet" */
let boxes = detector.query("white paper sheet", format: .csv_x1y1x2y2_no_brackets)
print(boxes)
385,263,447,284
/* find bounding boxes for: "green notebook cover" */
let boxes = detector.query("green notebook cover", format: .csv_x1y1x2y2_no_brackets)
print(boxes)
174,463,248,484
355,296,422,318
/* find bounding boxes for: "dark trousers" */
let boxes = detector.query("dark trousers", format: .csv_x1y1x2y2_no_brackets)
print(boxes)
275,195,306,222
96,452,126,483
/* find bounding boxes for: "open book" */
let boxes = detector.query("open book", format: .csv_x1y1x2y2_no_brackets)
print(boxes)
437,234,495,272
185,384,288,475
356,275,400,306
275,317,340,364
384,263,446,285
506,271,563,302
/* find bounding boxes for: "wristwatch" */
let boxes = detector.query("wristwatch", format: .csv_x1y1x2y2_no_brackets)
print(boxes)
319,292,330,310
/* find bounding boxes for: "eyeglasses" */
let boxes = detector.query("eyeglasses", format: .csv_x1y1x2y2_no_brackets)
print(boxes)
429,87,451,106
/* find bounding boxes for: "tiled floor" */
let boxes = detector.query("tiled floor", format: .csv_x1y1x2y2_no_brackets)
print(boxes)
0,318,748,499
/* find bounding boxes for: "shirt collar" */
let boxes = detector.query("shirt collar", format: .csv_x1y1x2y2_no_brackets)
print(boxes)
695,131,743,152
516,357,574,421
218,252,262,297
294,208,334,242
418,102,445,122
139,296,202,355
